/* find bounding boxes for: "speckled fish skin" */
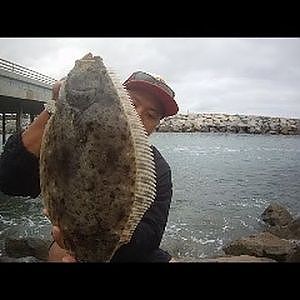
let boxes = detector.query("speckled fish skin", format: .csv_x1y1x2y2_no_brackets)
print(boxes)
40,54,156,262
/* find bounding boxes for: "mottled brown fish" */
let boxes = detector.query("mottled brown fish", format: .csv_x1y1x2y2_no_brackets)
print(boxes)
40,53,156,262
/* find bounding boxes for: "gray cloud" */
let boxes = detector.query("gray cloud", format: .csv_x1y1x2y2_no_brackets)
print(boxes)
0,38,299,118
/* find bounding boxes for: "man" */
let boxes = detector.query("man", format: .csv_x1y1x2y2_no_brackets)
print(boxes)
0,67,179,262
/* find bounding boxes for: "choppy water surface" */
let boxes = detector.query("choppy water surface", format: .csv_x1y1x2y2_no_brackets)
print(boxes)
150,133,300,259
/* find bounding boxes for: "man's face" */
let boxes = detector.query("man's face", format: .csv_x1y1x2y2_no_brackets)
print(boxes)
127,88,164,135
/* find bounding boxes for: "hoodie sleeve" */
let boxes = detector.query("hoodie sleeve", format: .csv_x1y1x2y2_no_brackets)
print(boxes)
0,132,41,198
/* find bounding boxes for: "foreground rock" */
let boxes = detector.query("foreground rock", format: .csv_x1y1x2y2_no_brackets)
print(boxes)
266,218,300,240
261,202,293,226
261,203,300,240
223,232,299,262
5,237,52,261
171,255,276,262
0,256,42,263
223,202,300,262
199,255,276,262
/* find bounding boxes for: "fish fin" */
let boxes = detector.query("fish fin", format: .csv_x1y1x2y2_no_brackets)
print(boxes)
108,70,156,244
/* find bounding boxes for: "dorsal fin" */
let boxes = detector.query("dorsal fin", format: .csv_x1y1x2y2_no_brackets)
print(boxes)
108,70,156,244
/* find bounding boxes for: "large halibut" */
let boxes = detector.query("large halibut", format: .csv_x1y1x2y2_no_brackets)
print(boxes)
40,53,156,262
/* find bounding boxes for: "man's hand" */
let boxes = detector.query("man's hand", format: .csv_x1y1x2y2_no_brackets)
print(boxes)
21,77,66,157
43,208,77,262
52,78,66,101
48,240,76,262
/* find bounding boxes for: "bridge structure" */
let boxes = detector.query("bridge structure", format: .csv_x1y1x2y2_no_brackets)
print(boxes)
0,57,57,145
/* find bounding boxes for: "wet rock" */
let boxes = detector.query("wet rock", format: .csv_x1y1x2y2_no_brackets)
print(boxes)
198,255,276,262
5,237,52,261
222,232,298,262
261,203,300,240
267,218,300,240
170,255,276,262
0,255,42,263
286,241,300,262
287,218,300,239
261,202,293,227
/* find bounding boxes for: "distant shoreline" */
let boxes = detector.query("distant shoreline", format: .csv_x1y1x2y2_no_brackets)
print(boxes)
158,113,300,135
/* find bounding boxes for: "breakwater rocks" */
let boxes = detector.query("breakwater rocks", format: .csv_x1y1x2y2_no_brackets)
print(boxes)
158,113,300,135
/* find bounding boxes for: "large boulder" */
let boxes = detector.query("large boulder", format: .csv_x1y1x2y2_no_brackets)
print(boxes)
5,237,52,261
198,255,276,262
287,217,300,239
261,203,300,240
222,232,298,262
0,255,42,263
170,255,276,262
267,217,300,240
286,241,300,262
261,203,293,227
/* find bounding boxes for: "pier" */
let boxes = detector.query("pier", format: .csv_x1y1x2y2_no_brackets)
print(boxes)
0,57,56,145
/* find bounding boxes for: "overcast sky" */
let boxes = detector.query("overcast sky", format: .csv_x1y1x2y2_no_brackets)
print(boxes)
0,38,299,118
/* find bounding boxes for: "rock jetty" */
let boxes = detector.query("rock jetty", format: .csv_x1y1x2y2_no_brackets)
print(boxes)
158,113,300,135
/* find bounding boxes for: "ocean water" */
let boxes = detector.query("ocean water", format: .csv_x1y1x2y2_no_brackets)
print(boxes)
150,133,300,259
0,132,300,260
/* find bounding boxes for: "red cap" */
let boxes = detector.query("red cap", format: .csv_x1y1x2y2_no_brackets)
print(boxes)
123,71,179,118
